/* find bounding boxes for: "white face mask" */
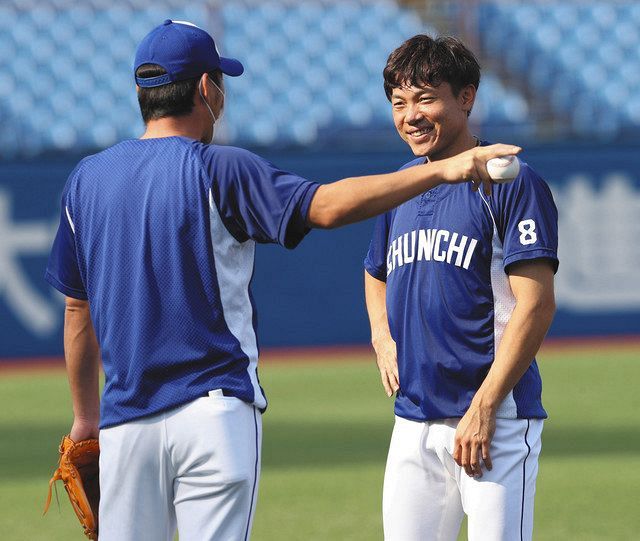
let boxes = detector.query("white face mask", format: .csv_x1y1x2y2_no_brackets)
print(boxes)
199,76,225,143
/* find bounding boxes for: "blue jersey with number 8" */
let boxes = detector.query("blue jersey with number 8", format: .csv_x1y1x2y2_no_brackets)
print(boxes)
365,151,558,422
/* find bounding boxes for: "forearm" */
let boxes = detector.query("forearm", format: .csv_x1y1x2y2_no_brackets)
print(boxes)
454,259,555,476
309,163,445,229
472,299,555,412
365,271,399,396
64,297,101,427
364,271,392,348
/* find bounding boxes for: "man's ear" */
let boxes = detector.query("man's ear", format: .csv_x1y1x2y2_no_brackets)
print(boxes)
204,73,224,109
198,74,211,102
459,84,477,115
198,73,207,97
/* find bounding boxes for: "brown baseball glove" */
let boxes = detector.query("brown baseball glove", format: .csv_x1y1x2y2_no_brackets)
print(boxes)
44,435,100,540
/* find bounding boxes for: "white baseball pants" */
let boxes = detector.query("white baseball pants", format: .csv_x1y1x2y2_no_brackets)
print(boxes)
383,416,543,541
98,391,262,541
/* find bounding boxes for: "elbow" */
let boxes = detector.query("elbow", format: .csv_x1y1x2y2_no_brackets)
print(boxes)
530,295,556,324
546,298,557,322
324,213,347,229
548,297,557,316
541,292,556,317
309,209,343,229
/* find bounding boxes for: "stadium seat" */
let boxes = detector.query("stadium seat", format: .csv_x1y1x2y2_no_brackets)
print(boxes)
479,0,640,139
0,0,535,157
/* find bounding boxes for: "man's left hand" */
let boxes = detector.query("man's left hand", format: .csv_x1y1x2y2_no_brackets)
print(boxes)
453,404,496,478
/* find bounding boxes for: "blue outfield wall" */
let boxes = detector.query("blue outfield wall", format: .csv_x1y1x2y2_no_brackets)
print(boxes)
0,143,639,358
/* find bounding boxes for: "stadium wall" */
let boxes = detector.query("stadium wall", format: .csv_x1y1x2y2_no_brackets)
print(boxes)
1,143,638,359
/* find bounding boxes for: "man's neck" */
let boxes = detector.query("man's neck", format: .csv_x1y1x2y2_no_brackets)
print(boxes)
427,131,478,162
141,116,202,141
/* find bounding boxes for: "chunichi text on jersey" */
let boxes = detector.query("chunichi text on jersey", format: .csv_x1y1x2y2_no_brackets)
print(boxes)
386,229,478,276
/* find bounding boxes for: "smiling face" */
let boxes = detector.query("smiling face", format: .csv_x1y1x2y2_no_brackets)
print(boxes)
383,35,481,160
391,81,476,160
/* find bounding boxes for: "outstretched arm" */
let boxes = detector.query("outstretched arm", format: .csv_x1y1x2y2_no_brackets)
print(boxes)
307,144,521,228
364,271,399,397
453,259,556,478
64,296,101,441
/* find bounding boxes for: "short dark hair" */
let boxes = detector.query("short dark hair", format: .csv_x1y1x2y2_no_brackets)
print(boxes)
383,35,481,101
135,64,223,124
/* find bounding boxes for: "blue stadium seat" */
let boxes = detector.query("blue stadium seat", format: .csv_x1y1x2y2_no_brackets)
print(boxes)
50,124,78,150
0,0,536,156
591,4,618,30
549,4,578,30
479,1,640,137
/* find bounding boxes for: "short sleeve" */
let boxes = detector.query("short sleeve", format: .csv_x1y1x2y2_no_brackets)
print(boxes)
492,162,559,273
45,169,87,299
364,212,391,282
203,146,320,249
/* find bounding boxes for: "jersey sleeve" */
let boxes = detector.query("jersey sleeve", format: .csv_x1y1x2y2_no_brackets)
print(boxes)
45,167,88,299
492,161,559,273
204,146,320,249
364,212,391,282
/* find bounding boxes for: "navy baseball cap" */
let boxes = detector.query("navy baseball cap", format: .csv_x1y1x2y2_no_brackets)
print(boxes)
134,20,244,88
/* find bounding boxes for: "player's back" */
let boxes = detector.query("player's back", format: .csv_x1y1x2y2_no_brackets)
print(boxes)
65,136,261,427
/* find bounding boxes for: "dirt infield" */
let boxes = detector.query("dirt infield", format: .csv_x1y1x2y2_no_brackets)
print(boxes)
1,335,639,376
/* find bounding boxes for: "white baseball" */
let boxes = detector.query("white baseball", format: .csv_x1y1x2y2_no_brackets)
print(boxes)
486,155,520,183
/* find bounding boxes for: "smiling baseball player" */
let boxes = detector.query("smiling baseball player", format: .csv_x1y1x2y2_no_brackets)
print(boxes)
365,35,558,540
45,20,522,541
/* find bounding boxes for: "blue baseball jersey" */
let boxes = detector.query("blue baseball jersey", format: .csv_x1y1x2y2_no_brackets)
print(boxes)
365,152,558,422
46,136,319,428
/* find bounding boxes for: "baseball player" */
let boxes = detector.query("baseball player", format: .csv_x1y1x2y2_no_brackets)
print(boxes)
45,21,521,541
364,35,558,540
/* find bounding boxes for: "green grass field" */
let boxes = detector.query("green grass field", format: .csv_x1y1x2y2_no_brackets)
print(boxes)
1,346,639,540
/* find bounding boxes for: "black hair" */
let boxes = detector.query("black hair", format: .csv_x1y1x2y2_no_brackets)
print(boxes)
383,35,481,101
135,64,223,124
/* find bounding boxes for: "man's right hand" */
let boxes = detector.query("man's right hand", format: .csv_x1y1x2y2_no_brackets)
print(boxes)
373,333,399,397
436,143,522,196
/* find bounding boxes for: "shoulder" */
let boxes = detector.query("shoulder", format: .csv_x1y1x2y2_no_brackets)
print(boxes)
480,141,551,194
72,141,142,174
63,153,100,193
494,159,554,199
516,161,548,187
195,143,266,168
74,151,102,171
